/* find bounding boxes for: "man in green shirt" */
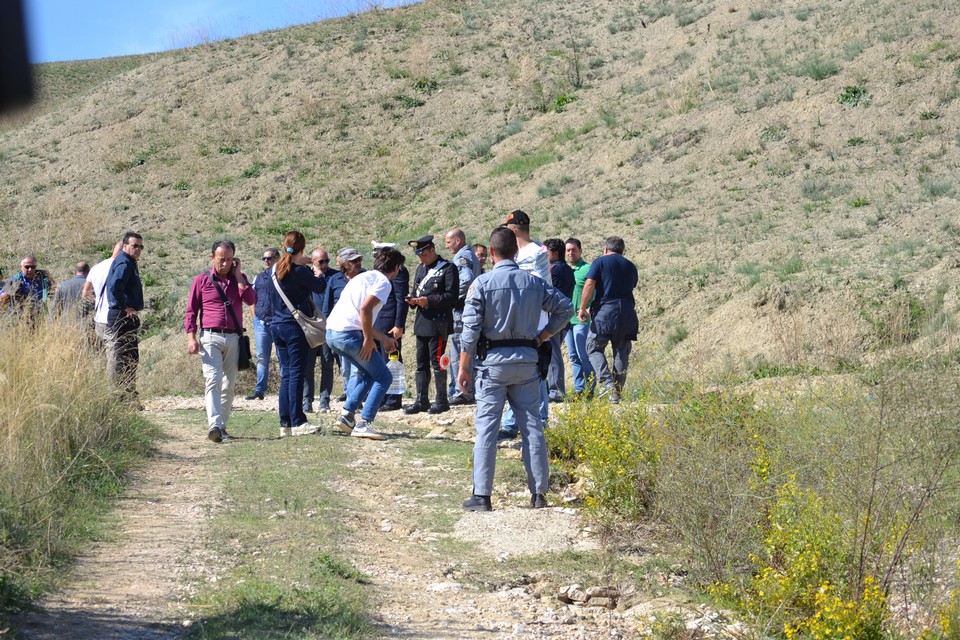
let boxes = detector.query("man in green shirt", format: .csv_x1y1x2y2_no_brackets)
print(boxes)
565,238,595,396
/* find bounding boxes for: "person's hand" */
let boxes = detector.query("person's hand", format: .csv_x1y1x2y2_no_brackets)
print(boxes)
380,335,398,353
231,258,242,279
360,337,376,361
577,308,590,323
389,326,404,339
409,296,427,308
458,369,471,394
124,307,137,317
187,337,199,355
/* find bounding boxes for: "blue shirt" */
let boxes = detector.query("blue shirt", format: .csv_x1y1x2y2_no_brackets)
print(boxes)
106,252,144,311
321,269,364,317
252,269,275,321
549,259,575,300
585,253,638,305
267,265,325,325
460,260,573,367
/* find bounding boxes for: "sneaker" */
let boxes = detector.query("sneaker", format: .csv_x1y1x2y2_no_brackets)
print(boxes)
318,403,331,413
496,430,518,442
303,402,313,413
245,392,264,400
219,428,234,441
335,411,356,434
462,494,492,512
350,420,386,440
291,423,318,436
609,392,621,405
531,493,549,509
337,393,347,402
280,426,292,438
207,428,222,444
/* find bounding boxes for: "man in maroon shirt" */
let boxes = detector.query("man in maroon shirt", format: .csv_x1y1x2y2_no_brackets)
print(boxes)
185,241,257,443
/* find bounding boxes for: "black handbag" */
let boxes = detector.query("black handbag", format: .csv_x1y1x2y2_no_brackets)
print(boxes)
208,273,252,370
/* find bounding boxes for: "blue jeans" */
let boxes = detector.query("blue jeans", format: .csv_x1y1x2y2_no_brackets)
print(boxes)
501,378,548,435
326,329,392,423
565,323,594,394
271,321,308,428
253,317,274,395
472,363,549,496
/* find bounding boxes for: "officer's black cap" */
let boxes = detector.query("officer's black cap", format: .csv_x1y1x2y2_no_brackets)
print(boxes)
408,235,435,255
504,209,531,226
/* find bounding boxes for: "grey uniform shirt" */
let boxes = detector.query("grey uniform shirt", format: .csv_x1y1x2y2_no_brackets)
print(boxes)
460,259,573,367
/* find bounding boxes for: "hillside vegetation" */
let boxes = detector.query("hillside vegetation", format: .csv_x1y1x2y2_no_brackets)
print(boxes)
1,0,959,388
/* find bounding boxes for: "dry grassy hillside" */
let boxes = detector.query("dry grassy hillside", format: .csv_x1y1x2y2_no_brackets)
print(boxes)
1,0,958,391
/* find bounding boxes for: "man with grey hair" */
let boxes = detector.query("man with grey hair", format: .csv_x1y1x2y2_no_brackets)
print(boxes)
444,227,481,405
577,236,639,404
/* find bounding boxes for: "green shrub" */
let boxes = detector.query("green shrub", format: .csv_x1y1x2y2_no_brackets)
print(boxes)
838,84,871,107
795,56,839,81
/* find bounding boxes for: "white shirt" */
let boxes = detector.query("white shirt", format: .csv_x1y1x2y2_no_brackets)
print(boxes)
326,270,392,332
515,241,551,330
88,257,115,324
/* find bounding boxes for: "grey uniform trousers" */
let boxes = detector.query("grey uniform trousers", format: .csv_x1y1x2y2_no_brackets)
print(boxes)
472,362,549,496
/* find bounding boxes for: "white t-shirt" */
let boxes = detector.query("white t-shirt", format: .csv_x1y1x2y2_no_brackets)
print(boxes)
326,270,392,332
515,241,551,330
87,257,115,324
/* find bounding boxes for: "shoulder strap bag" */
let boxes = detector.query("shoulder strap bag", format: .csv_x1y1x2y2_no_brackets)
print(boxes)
271,267,326,348
208,272,252,370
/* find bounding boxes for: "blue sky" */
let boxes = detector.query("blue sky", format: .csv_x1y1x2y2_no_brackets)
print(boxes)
24,0,413,63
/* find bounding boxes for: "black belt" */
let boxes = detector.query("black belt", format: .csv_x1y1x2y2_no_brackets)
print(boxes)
204,328,239,334
486,338,537,349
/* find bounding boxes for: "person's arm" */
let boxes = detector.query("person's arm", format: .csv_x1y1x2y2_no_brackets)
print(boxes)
359,294,396,360
81,279,95,302
391,267,409,339
577,279,597,323
457,279,484,393
184,276,203,355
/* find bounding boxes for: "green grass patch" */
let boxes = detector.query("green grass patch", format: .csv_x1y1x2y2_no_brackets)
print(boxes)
488,152,556,180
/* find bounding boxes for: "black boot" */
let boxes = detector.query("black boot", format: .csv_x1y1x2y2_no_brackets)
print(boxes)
404,372,431,415
428,370,449,414
462,494,492,511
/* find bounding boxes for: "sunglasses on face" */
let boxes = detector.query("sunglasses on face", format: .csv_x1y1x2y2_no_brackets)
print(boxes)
262,256,274,261
128,243,144,249
315,259,329,264
22,265,36,270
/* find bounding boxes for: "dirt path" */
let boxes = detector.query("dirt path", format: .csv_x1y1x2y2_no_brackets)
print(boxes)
13,413,223,639
13,398,654,638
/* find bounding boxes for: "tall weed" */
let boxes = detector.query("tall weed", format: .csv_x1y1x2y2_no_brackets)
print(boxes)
0,316,153,611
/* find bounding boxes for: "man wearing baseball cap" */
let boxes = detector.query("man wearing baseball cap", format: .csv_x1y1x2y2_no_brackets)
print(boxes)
404,235,459,415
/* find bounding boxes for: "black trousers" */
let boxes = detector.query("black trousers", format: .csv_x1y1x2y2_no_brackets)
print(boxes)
414,333,447,372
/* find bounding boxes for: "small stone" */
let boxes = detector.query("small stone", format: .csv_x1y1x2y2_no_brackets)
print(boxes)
427,582,463,593
181,620,193,628
585,586,619,599
587,597,615,609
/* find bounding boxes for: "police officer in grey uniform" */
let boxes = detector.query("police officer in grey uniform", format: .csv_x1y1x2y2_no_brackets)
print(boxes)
457,227,573,511
404,235,459,415
445,227,481,404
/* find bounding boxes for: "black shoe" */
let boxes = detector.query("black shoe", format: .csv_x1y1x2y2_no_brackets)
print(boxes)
380,400,402,412
404,402,429,415
245,392,264,400
207,428,222,444
303,402,313,413
462,494,492,512
449,395,474,406
497,430,518,441
427,403,450,415
337,394,347,402
531,493,548,509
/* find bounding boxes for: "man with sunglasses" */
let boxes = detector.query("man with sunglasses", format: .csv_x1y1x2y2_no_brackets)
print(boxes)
105,232,145,402
0,254,55,315
246,247,280,401
302,247,338,412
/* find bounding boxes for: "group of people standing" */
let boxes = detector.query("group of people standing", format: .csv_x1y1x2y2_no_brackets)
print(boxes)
182,210,638,510
1,233,146,404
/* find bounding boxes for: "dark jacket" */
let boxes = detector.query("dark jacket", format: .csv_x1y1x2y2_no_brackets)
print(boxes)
409,258,458,336
375,264,409,334
106,252,143,312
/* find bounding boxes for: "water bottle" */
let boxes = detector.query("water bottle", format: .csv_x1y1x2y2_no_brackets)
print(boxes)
386,352,405,395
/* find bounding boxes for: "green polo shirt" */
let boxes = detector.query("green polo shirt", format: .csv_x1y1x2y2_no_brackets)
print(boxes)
569,259,593,326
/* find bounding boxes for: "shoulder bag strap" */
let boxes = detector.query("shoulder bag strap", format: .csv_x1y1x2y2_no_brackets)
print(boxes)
271,266,298,314
208,272,244,334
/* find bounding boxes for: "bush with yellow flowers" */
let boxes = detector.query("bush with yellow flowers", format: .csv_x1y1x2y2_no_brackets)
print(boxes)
547,396,658,521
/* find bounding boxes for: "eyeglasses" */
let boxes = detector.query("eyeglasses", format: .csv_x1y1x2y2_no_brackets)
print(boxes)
22,265,36,270
315,259,330,265
128,243,144,249
262,256,274,261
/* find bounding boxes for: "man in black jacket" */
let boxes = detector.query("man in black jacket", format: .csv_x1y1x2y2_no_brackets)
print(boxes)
404,235,459,415
373,241,409,411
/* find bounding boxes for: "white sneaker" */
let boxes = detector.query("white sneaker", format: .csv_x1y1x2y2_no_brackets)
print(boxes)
335,411,356,434
291,423,318,436
280,426,292,438
350,420,386,440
